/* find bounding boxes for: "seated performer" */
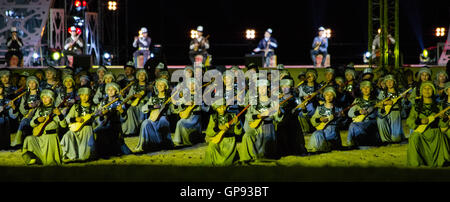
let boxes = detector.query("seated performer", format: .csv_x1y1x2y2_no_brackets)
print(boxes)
347,81,381,148
376,75,406,144
204,98,242,166
308,87,344,153
93,71,115,105
22,89,67,165
189,26,210,65
133,27,152,67
93,82,132,158
296,69,320,134
136,78,174,152
253,28,278,67
407,81,450,167
0,84,19,150
11,76,40,148
61,87,96,162
310,27,328,67
0,69,18,100
239,78,283,162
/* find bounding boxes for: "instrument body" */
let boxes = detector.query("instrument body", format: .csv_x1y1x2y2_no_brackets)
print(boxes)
249,95,293,129
414,106,450,133
315,103,355,130
149,97,172,122
33,95,72,137
352,95,392,123
383,87,412,115
210,104,250,144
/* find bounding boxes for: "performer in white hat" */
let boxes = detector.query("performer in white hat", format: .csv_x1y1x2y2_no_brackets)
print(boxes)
5,27,24,67
310,26,328,67
253,28,278,67
189,25,210,65
133,27,152,68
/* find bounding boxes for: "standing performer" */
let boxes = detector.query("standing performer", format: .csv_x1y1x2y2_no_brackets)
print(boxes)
133,27,152,68
189,26,210,65
253,28,278,67
64,26,84,73
406,81,450,167
6,27,23,67
310,27,328,67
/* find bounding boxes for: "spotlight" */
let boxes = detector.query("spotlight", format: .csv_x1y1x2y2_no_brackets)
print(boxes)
325,29,332,38
436,27,446,37
74,0,81,8
51,51,61,61
108,1,118,11
32,52,39,60
245,29,256,40
363,51,372,63
190,29,199,39
420,49,430,64
103,52,111,59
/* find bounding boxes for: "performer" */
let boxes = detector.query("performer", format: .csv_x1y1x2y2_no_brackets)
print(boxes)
11,76,40,148
22,89,67,165
406,81,450,167
93,71,115,105
135,78,174,152
204,98,242,166
347,81,381,148
60,87,97,162
64,26,84,55
133,27,152,68
371,29,395,61
5,27,23,67
308,87,344,153
0,69,18,100
296,69,320,134
239,78,283,161
253,28,278,67
189,26,210,65
93,82,132,158
310,27,328,67
118,62,136,89
0,84,19,150
376,75,406,144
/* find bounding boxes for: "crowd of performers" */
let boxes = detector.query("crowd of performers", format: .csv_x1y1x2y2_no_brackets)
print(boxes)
0,63,449,167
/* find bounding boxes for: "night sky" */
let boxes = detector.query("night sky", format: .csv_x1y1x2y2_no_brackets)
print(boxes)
120,0,449,66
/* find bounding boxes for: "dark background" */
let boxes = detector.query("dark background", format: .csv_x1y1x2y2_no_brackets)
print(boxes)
118,0,448,66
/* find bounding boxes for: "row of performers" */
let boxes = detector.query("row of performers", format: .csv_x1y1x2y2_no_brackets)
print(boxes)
0,66,449,167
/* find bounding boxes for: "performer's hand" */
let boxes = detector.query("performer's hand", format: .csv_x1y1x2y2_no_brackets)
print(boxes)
384,100,393,105
421,118,429,124
134,36,138,41
117,105,124,114
37,117,46,123
53,108,61,116
320,117,329,123
76,117,84,123
10,103,16,110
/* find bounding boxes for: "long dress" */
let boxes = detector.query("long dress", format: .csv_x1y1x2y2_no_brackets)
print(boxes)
171,101,206,146
376,89,405,143
93,97,131,158
347,97,381,147
0,98,18,149
22,106,67,165
238,100,283,161
122,83,150,136
204,113,242,166
135,95,174,152
276,94,306,156
406,102,450,167
308,105,343,152
60,103,97,161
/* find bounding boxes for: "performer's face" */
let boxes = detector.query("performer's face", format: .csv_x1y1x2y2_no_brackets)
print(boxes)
28,80,37,90
319,30,325,37
264,32,270,38
324,92,335,103
258,85,267,96
345,73,353,81
137,72,146,82
9,56,19,66
224,76,233,87
106,87,117,97
125,67,134,77
386,80,395,89
67,55,74,66
71,31,77,37
45,71,55,80
438,74,447,83
216,105,226,115
156,81,166,93
421,86,434,98
1,75,10,85
97,70,105,79
325,72,334,82
306,73,315,83
42,96,53,106
361,86,372,96
80,94,89,103
104,76,113,84
420,73,430,82
64,80,73,88
281,86,291,94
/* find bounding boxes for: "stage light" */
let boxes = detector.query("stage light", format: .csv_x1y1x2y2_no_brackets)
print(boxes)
190,30,199,39
51,51,61,61
74,0,81,8
82,0,87,7
108,1,118,11
325,29,332,38
423,49,428,58
245,29,256,40
420,49,430,64
103,52,111,59
32,52,39,59
436,27,446,37
363,51,371,63
377,28,381,34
